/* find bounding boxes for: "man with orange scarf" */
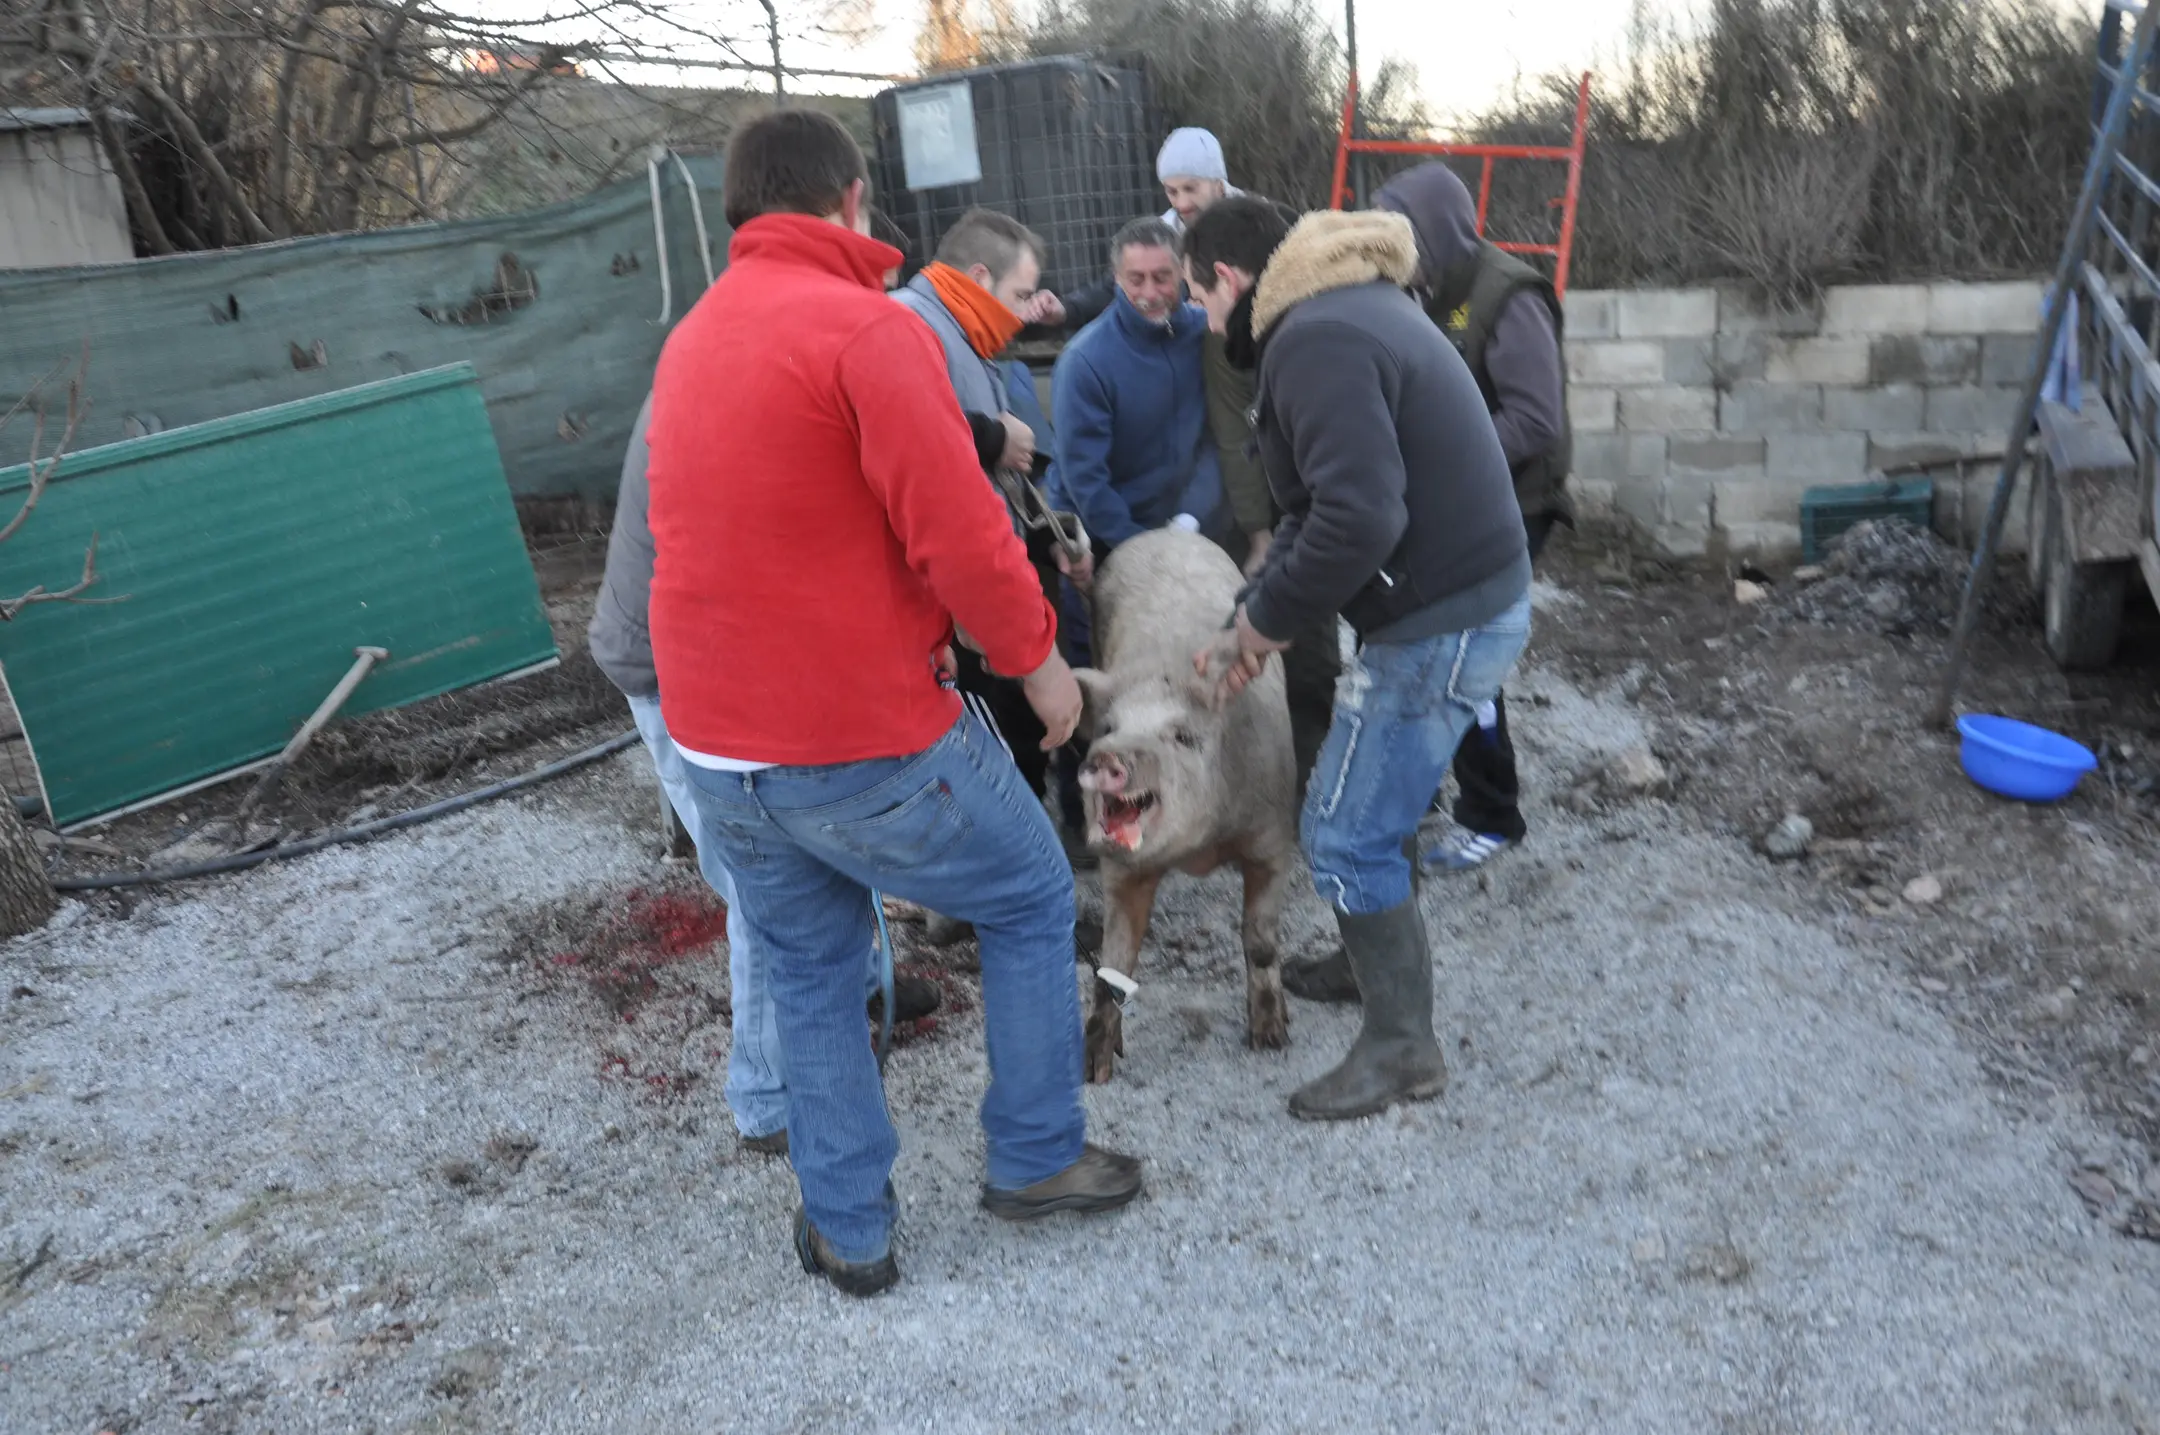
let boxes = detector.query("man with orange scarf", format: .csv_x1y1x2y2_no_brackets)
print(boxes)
893,209,1090,822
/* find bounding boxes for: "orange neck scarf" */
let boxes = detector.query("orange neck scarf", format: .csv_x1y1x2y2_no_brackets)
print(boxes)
922,261,1025,359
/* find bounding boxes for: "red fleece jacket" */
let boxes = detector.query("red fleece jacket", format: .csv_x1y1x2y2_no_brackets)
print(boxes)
647,214,1056,764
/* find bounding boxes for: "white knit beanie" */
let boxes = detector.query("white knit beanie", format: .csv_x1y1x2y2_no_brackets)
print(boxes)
1155,127,1228,184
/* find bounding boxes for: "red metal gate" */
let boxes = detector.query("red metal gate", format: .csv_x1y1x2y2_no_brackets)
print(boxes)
1329,73,1593,297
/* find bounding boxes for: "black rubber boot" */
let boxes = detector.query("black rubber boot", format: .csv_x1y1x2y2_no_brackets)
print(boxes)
1287,902,1448,1122
866,973,942,1026
1281,945,1359,1003
1283,838,1420,1005
922,913,973,945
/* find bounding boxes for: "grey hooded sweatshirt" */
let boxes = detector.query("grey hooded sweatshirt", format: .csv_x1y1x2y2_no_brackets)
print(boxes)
588,392,661,700
1374,163,1566,477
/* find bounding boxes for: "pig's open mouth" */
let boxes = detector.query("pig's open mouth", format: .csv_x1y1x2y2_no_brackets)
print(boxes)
1097,791,1157,851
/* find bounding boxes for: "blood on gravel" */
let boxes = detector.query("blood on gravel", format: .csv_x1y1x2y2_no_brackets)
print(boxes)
598,1052,699,1102
634,889,731,957
538,886,730,1025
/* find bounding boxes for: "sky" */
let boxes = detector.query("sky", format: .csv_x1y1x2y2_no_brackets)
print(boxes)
577,0,2100,118
579,1,1646,118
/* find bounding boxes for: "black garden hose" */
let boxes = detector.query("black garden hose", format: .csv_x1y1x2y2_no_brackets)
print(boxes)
53,731,640,892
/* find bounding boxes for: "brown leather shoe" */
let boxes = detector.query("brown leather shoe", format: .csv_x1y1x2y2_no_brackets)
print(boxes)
980,1142,1143,1221
794,1209,898,1297
742,1129,789,1157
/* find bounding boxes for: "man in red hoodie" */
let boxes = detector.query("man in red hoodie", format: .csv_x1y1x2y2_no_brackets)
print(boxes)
646,110,1142,1297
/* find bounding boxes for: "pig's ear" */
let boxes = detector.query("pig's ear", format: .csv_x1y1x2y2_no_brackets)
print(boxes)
1072,667,1117,741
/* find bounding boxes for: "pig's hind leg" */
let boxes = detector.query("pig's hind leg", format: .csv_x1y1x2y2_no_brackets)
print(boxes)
1086,863,1161,1084
1238,851,1292,1051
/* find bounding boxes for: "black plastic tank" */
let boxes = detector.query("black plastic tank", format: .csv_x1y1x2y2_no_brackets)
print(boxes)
871,55,1160,299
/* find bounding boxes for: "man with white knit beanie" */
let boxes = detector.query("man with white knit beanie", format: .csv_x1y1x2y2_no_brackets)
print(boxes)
1047,127,1247,330
1154,126,1243,235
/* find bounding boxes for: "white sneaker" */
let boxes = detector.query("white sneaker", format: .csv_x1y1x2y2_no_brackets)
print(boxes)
1423,831,1513,873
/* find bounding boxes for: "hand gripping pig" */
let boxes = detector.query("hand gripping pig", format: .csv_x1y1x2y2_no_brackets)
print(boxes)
1071,529,1299,1083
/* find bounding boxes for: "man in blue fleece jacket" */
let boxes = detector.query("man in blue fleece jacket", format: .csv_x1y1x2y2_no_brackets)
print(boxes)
1048,216,1223,555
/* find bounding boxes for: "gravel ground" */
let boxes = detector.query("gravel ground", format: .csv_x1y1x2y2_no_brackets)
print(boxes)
5,642,2159,1433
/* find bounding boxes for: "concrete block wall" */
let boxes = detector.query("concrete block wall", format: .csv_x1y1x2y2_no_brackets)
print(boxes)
1563,281,2044,556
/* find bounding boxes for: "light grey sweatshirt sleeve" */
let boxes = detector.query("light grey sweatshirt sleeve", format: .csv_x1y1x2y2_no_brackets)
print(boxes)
587,392,660,700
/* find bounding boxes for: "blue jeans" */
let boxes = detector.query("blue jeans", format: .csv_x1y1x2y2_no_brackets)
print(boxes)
680,712,1086,1263
626,694,879,1142
1301,595,1533,914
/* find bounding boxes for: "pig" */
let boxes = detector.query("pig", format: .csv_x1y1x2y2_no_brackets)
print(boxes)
1071,528,1300,1083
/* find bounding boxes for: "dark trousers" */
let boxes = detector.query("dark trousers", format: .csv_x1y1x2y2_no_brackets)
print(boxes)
1281,613,1340,804
1052,564,1102,831
952,645,1050,802
955,539,1069,812
1445,513,1554,841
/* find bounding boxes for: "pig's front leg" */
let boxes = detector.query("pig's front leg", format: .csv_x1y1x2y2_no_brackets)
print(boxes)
1086,862,1162,1084
1239,852,1292,1051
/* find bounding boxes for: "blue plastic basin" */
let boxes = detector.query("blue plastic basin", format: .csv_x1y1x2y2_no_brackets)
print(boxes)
1956,714,2097,802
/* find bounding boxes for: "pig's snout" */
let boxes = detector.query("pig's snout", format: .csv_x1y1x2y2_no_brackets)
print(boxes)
1081,754,1130,795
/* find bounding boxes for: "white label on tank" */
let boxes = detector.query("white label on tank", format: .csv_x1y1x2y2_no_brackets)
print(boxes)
896,81,981,190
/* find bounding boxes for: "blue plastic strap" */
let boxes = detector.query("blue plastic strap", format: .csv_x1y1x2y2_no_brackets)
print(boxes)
872,889,896,1068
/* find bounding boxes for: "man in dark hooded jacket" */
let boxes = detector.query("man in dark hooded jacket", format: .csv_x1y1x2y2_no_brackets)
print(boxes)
1183,197,1531,1121
1369,161,1571,877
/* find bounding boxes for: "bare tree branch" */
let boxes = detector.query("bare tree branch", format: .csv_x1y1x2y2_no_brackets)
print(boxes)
91,106,178,254
0,534,124,622
0,356,77,447
319,0,426,228
266,0,332,233
129,71,277,243
0,365,85,549
8,0,771,251
0,350,124,624
353,60,556,158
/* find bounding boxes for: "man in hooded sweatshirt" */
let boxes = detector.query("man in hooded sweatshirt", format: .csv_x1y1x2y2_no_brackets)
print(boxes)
1182,196,1532,1122
1370,161,1572,877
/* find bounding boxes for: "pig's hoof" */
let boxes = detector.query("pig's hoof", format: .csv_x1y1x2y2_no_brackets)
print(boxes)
1084,1013,1121,1084
1247,988,1291,1050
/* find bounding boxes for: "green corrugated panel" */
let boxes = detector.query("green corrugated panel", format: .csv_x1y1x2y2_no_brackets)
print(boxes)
0,363,557,827
0,154,724,501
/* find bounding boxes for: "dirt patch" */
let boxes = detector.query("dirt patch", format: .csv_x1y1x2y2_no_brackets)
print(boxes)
1539,519,2160,1185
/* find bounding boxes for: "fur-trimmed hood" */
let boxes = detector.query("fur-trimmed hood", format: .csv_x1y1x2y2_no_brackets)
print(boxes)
1251,210,1419,337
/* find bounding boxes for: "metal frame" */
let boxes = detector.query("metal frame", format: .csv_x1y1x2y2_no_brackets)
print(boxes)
2083,3,2160,538
1327,73,1593,297
1931,0,2160,720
